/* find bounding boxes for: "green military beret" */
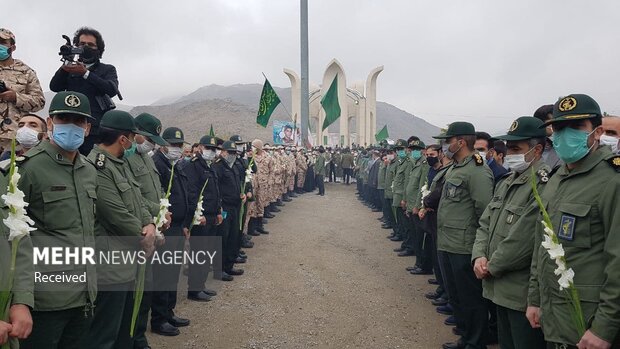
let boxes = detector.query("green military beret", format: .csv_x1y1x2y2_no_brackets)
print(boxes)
496,116,546,141
433,121,475,139
221,140,237,152
199,135,220,149
407,138,426,149
543,94,601,126
162,127,185,144
49,91,94,120
134,113,169,146
394,139,407,149
100,110,148,134
230,135,244,144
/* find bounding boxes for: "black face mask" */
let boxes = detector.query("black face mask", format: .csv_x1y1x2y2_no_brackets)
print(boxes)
427,156,439,167
79,46,100,64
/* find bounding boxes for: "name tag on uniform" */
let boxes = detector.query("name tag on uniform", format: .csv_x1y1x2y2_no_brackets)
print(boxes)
558,215,576,241
50,185,67,191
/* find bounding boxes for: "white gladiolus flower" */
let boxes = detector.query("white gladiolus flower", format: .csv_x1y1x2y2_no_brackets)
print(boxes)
2,165,35,241
192,195,205,226
541,234,555,250
558,268,575,291
554,258,567,276
547,244,565,260
154,198,171,237
542,221,554,236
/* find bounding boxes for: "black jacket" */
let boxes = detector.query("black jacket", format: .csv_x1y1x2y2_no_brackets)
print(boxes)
183,157,221,223
213,158,241,209
49,61,119,126
152,151,192,228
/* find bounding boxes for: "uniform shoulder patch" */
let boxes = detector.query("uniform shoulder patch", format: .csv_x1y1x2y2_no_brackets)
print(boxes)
536,169,550,183
607,156,620,172
473,153,484,166
95,153,106,169
191,156,199,163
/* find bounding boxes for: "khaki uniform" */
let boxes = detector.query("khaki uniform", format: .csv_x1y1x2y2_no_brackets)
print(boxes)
287,153,296,191
296,152,307,189
528,148,620,345
0,59,45,144
249,152,270,218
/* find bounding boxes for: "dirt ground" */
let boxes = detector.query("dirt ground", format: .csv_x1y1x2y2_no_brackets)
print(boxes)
149,182,458,349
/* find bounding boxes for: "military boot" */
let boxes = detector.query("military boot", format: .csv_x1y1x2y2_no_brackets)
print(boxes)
275,199,285,206
247,218,261,236
256,219,270,235
282,194,292,202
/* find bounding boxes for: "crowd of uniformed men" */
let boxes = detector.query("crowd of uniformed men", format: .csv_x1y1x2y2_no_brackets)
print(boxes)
352,96,620,349
2,26,620,349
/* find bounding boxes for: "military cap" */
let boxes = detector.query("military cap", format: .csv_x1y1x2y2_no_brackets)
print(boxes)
221,141,238,152
134,113,169,146
496,116,546,141
394,139,407,149
49,91,94,120
407,138,426,149
252,139,263,150
0,28,15,43
230,135,244,144
100,110,148,135
162,127,185,144
543,94,602,126
199,135,220,149
433,121,476,139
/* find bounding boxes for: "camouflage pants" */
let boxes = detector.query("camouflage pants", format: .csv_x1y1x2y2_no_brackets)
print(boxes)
297,171,306,188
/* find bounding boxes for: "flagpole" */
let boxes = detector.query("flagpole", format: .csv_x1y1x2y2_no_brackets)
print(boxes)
300,0,310,148
261,72,293,120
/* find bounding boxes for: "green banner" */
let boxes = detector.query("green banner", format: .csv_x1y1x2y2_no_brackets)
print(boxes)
256,78,281,127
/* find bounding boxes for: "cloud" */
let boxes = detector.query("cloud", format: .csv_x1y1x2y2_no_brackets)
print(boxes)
5,0,620,133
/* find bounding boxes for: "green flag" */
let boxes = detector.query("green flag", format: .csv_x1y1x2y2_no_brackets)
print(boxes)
375,125,389,142
209,124,215,137
256,78,281,127
321,74,341,131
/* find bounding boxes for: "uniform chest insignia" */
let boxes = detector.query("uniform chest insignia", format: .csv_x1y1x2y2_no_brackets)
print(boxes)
558,215,576,241
95,153,106,169
473,153,484,166
537,169,549,183
506,214,514,224
608,156,620,172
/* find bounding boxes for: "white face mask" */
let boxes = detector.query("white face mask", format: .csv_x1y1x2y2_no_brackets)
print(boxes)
216,149,222,157
236,145,245,153
165,146,183,161
202,149,216,161
478,151,487,160
16,126,41,149
600,134,619,153
505,147,535,173
136,140,154,154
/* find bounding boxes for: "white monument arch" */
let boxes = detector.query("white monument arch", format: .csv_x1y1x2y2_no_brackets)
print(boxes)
284,59,383,147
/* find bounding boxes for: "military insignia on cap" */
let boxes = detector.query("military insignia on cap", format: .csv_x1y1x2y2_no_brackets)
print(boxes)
537,169,549,183
175,130,181,139
509,121,518,132
64,94,81,108
95,153,106,169
156,125,162,134
473,153,483,166
558,215,575,241
210,138,216,145
558,96,577,112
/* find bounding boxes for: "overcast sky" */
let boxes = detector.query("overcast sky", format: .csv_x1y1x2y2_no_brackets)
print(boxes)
5,0,620,133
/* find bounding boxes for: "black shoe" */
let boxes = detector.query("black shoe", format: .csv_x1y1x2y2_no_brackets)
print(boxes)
264,212,275,218
169,316,190,327
248,230,260,236
377,217,384,221
452,327,464,336
187,291,213,302
444,315,457,326
234,257,246,264
442,340,465,349
386,234,395,239
428,279,439,285
390,236,404,242
410,268,433,275
203,288,217,296
221,272,234,281
394,247,406,253
397,250,414,257
241,240,254,248
437,305,454,316
371,208,381,212
381,224,393,229
405,266,418,271
227,268,244,276
425,292,440,300
239,250,246,256
256,221,270,234
283,196,292,202
275,201,285,207
151,322,180,336
431,298,449,306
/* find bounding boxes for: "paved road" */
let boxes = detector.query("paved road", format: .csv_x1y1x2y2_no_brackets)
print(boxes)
149,182,455,348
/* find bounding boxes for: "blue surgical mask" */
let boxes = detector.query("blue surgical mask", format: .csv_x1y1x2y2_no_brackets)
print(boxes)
123,141,137,158
0,45,9,61
397,150,406,159
411,150,422,160
552,127,596,164
51,123,85,151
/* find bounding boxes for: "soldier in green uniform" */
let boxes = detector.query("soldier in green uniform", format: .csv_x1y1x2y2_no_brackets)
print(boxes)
471,116,549,349
314,146,326,196
526,94,620,349
125,112,170,349
390,139,412,243
19,91,97,349
382,148,397,231
85,110,156,349
376,149,388,221
434,122,494,349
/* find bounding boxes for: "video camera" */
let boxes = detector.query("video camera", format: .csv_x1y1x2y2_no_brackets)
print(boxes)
58,35,84,63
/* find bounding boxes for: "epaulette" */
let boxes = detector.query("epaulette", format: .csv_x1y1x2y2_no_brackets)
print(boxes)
473,153,484,166
191,156,199,163
94,153,106,169
536,169,550,183
214,158,222,163
607,155,620,172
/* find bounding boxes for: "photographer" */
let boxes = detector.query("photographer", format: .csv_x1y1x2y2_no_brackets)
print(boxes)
0,28,45,149
50,27,119,155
